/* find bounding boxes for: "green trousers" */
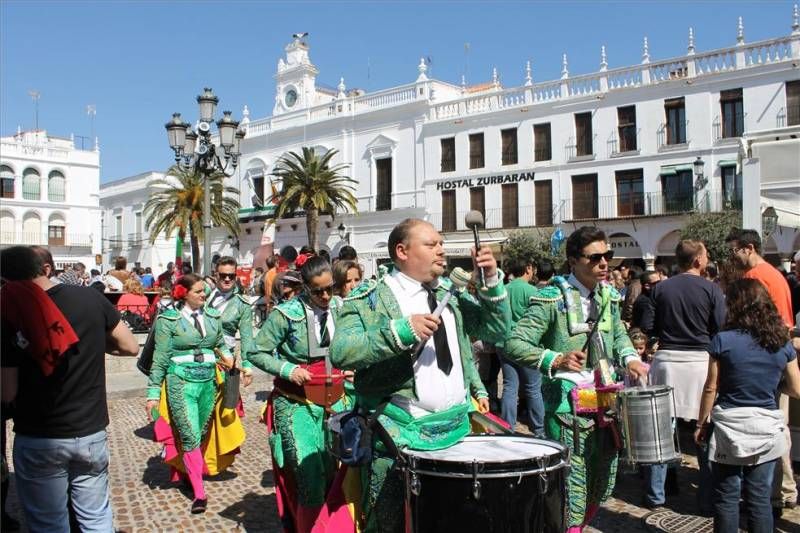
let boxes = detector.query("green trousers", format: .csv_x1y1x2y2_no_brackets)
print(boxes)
166,374,217,451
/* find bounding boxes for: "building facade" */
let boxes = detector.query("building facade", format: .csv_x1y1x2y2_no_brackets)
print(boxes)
232,10,800,276
0,129,102,269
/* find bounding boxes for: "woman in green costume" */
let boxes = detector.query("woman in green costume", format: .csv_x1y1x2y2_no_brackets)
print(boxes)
249,256,350,533
145,273,233,514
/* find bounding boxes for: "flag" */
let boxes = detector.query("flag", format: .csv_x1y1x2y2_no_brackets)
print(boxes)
270,180,280,205
551,228,565,256
175,234,183,271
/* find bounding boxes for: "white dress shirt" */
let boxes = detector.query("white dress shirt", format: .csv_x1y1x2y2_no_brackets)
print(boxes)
181,305,206,336
208,288,235,314
384,270,466,417
310,305,335,345
567,273,595,321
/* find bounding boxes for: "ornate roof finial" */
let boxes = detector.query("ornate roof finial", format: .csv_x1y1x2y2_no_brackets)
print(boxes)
737,16,744,44
792,4,799,34
461,74,467,93
492,67,499,87
561,53,569,79
600,46,608,71
525,60,533,86
687,27,695,55
337,77,346,98
417,57,428,81
240,105,250,126
642,37,650,64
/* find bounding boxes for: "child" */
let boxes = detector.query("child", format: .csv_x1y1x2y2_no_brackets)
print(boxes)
629,329,651,363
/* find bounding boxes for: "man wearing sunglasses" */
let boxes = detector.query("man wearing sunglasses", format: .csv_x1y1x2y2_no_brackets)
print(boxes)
207,257,255,386
506,226,647,531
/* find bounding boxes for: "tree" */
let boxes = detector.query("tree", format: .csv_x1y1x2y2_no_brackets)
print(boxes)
680,210,742,264
503,228,566,272
268,147,358,251
144,164,240,271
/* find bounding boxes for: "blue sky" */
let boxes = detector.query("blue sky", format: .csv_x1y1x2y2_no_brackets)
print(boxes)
2,0,797,182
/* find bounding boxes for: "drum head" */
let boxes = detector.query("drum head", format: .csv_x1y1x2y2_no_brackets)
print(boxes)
403,435,568,477
618,385,673,397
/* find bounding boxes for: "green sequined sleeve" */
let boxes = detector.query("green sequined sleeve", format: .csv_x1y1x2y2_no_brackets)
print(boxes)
249,310,292,377
505,300,559,370
146,317,175,400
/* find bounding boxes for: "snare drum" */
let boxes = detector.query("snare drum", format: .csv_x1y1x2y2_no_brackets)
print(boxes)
403,435,568,533
617,385,681,465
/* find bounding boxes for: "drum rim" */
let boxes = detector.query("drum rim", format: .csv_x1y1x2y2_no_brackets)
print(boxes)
405,458,570,479
618,385,674,396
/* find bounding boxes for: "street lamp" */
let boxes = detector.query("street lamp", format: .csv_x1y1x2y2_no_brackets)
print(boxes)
164,88,245,275
337,222,349,243
762,206,778,238
693,156,706,190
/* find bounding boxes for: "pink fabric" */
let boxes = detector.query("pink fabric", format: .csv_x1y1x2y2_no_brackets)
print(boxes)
183,448,206,500
583,504,599,526
311,466,356,533
567,527,583,533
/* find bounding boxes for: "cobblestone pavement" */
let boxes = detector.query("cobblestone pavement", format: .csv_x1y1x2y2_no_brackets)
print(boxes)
5,378,800,532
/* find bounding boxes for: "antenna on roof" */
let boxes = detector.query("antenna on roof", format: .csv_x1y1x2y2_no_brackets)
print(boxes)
28,90,41,131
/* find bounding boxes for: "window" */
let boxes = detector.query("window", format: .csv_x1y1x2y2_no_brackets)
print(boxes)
721,88,744,138
469,133,484,169
441,190,456,232
376,158,392,211
252,176,265,206
787,80,800,126
440,137,456,173
617,106,637,152
114,215,123,244
469,186,485,220
0,165,13,199
48,170,65,202
502,184,518,228
721,166,742,209
572,174,598,219
665,97,686,145
615,169,644,216
0,211,14,241
48,225,64,246
662,170,694,213
135,212,143,242
535,180,553,226
501,128,518,166
534,123,551,162
22,168,40,200
575,112,593,156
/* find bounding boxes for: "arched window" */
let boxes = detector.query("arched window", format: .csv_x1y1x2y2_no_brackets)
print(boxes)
246,159,267,207
0,210,15,242
22,212,42,244
48,170,66,202
48,213,66,246
22,168,40,200
0,165,14,199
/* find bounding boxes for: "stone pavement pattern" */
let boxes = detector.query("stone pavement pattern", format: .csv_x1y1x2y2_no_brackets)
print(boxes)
4,373,800,532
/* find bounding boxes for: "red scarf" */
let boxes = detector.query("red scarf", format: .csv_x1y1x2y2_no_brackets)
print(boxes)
1,280,79,376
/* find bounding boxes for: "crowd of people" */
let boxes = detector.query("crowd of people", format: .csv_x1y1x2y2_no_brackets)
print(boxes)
2,223,800,532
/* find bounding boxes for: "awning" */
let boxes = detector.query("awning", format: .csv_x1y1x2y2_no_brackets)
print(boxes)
659,164,693,176
718,159,737,168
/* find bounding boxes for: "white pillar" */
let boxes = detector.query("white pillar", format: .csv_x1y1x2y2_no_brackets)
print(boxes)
741,157,762,234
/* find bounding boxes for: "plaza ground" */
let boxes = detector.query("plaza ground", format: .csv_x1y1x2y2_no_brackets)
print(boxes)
4,366,800,532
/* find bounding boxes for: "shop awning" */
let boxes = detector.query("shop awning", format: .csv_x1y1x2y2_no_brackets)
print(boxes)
659,164,693,176
718,159,737,168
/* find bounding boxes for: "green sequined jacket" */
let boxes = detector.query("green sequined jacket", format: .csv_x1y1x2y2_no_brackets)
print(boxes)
146,305,230,400
208,288,254,371
329,266,511,405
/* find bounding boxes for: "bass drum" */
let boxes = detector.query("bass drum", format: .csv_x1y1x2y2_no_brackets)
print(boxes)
403,435,568,533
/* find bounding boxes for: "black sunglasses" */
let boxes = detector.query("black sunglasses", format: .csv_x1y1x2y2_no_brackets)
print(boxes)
217,272,237,280
581,251,615,263
306,283,334,296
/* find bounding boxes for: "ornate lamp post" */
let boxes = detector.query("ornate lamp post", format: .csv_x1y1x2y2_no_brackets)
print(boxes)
337,222,349,244
761,206,778,238
693,156,706,190
165,88,245,275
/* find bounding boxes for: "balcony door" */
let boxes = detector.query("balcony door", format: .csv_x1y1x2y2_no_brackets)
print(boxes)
572,174,598,219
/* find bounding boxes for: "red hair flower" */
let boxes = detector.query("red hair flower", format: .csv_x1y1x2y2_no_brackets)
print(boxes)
172,284,188,300
294,253,311,268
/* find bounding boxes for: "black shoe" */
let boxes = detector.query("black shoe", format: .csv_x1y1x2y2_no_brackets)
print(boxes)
2,512,20,531
191,498,207,514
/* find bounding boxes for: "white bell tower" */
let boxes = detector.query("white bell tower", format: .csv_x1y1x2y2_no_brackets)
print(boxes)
274,33,319,115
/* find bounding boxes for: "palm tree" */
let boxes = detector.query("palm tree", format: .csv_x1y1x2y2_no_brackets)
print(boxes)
144,164,240,271
268,147,358,251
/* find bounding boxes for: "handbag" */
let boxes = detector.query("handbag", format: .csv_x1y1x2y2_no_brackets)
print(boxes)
222,357,241,410
136,324,157,376
335,400,401,467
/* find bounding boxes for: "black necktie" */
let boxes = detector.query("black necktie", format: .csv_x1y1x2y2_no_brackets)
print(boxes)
319,312,330,348
192,311,204,362
423,284,453,375
587,290,599,323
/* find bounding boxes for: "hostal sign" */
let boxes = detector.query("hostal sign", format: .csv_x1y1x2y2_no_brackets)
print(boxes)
435,171,536,190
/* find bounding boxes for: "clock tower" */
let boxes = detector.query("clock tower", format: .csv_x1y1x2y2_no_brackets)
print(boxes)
273,34,320,115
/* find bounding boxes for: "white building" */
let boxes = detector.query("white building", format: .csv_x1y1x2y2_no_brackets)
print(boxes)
0,129,102,269
233,9,800,276
99,171,240,274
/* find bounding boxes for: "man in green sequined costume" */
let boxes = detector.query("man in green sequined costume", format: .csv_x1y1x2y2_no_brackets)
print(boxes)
506,227,648,532
146,274,233,514
330,219,510,533
249,256,349,533
208,256,255,383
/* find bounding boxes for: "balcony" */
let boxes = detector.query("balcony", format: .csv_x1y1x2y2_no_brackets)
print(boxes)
565,135,596,162
0,232,93,251
713,112,746,142
108,235,124,248
608,128,640,157
657,121,690,151
128,233,144,247
560,189,738,222
430,205,558,233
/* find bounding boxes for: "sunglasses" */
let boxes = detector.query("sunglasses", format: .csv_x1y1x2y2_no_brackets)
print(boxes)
217,273,237,281
581,251,615,263
306,283,334,296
